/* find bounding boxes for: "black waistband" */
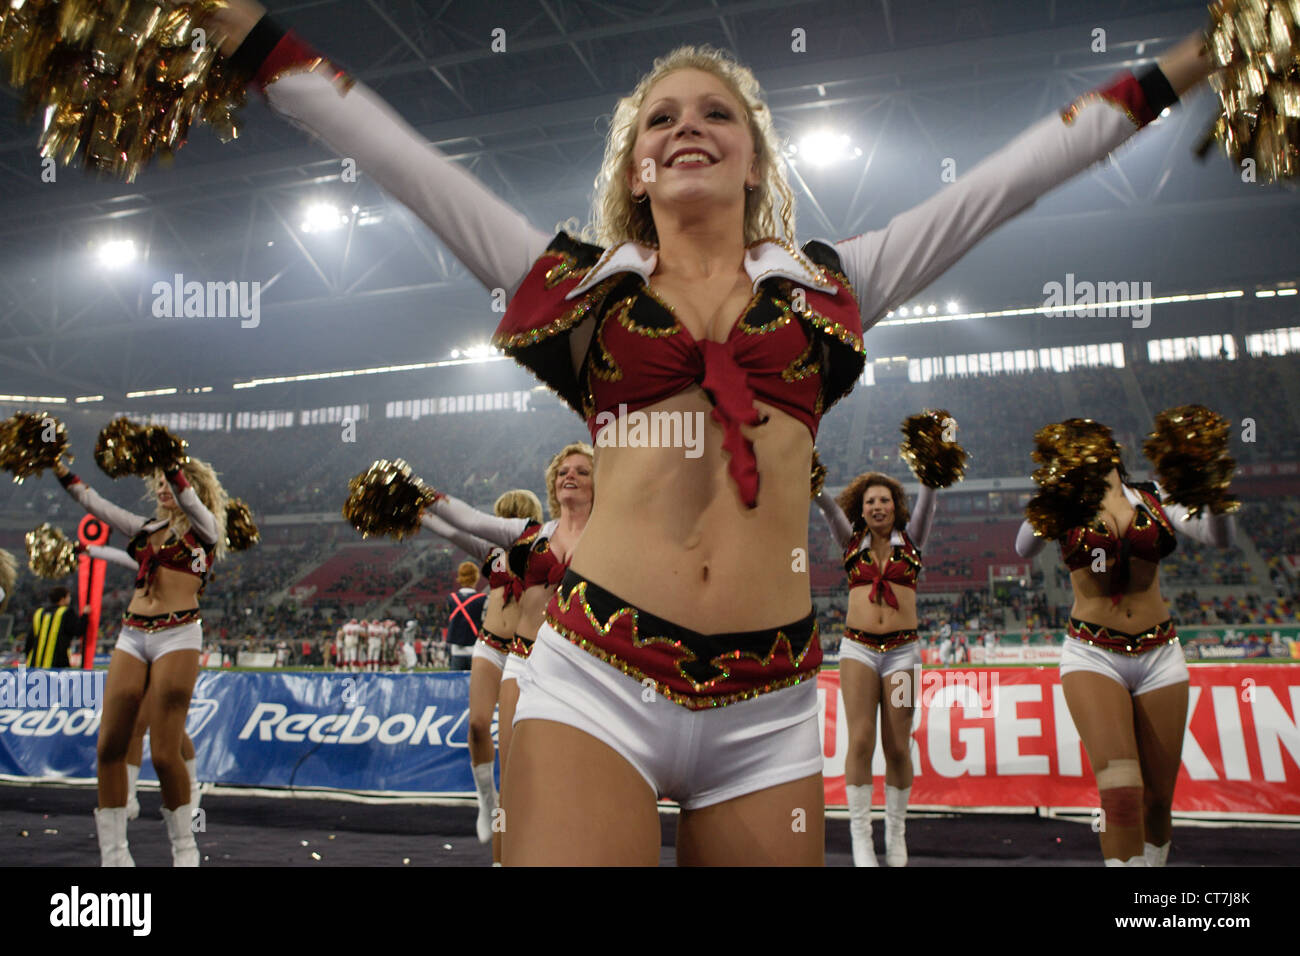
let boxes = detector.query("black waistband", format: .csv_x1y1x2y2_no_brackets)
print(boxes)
557,570,816,688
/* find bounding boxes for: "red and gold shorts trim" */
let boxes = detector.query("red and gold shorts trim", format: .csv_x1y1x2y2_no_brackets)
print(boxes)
122,608,201,633
1067,617,1177,656
479,628,513,655
509,633,536,658
843,627,918,652
545,571,821,711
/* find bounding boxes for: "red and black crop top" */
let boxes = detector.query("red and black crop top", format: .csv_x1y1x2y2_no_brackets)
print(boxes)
489,520,542,603
494,233,865,508
125,523,216,595
519,520,567,591
1060,483,1176,601
844,529,922,609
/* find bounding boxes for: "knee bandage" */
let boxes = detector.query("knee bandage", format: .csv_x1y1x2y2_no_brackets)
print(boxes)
1096,759,1143,829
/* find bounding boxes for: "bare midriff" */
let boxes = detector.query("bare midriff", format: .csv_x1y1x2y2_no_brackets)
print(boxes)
483,585,523,638
566,388,814,632
126,528,203,618
1069,559,1169,633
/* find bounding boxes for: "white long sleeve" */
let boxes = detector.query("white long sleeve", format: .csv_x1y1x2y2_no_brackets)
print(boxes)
420,513,496,565
86,545,140,571
813,490,854,552
907,485,938,552
168,471,220,545
1163,505,1236,548
428,495,533,548
264,71,551,298
1015,519,1048,559
60,476,150,539
836,97,1148,328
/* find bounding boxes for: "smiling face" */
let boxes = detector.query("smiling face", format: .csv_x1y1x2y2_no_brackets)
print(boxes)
554,453,595,511
862,484,896,538
153,472,178,513
627,68,760,212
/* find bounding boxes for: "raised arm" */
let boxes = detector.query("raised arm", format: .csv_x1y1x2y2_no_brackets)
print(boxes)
1163,505,1236,548
165,466,221,545
907,485,938,551
813,490,854,551
210,2,550,297
1015,519,1048,559
428,494,534,549
55,463,149,539
83,545,140,572
837,35,1211,327
420,513,496,565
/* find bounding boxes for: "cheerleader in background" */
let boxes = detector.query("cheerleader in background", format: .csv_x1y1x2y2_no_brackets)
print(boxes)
1014,416,1237,866
52,448,228,867
0,548,16,614
418,488,543,853
814,417,958,867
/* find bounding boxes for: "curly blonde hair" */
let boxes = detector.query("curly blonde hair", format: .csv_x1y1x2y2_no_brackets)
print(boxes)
837,472,910,537
149,457,229,563
494,489,543,523
585,45,796,248
0,548,16,613
544,442,595,519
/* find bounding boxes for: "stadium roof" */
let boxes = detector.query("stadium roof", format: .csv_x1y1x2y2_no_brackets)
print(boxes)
0,0,1297,404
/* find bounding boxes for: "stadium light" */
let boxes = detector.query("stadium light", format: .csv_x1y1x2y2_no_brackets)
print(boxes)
96,239,137,269
788,130,863,167
300,202,346,234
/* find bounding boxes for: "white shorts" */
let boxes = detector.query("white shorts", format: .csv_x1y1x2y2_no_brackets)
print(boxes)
472,640,509,671
1059,637,1188,696
501,651,527,685
115,621,203,664
839,638,921,677
514,623,822,810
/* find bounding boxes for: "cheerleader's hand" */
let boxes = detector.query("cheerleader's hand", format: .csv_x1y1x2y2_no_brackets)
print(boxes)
203,0,269,57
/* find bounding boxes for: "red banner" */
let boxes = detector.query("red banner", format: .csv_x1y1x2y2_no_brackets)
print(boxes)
819,664,1300,815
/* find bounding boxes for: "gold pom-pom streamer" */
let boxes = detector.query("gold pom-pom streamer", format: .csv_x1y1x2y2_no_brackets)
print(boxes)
0,411,69,483
1143,404,1241,518
25,523,79,579
810,448,827,500
0,0,247,183
1198,0,1300,184
224,499,259,551
94,417,188,477
342,460,439,541
898,409,967,489
1024,419,1121,541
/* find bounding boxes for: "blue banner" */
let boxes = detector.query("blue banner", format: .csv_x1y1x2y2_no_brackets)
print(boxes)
0,670,488,795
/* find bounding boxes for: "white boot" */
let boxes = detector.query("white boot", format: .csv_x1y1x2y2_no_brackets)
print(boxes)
125,763,141,821
162,806,200,867
1143,841,1170,867
185,757,200,812
1104,855,1149,866
846,784,878,867
472,762,498,844
94,807,135,867
884,784,910,868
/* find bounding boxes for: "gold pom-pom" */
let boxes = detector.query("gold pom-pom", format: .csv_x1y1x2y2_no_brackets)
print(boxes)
1143,405,1241,518
810,448,827,499
94,418,187,477
25,523,79,579
899,409,967,489
0,547,17,612
1024,419,1121,540
0,412,69,483
0,0,248,183
342,460,440,541
224,499,259,551
1198,0,1300,183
